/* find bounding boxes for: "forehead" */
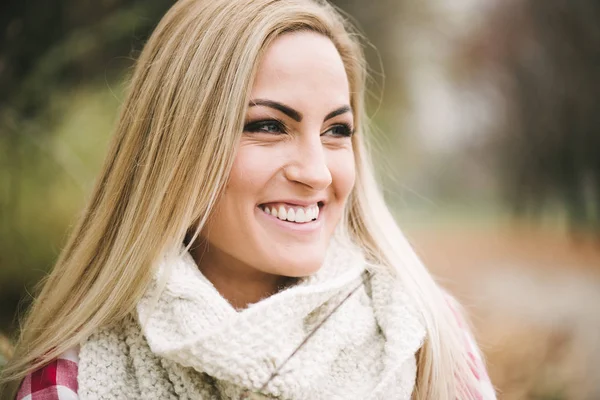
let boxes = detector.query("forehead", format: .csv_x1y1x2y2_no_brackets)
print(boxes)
250,31,350,108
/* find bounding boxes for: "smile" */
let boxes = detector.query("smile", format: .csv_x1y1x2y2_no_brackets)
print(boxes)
258,202,321,224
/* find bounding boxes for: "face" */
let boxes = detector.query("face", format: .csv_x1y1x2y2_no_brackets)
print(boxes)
199,31,355,279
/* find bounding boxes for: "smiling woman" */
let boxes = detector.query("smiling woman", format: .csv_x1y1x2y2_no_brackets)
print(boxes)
198,32,356,305
1,0,494,399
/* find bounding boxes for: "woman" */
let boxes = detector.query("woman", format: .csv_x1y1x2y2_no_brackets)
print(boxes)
1,0,496,398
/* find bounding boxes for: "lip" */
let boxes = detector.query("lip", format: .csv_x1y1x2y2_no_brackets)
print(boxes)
258,199,326,208
256,204,324,233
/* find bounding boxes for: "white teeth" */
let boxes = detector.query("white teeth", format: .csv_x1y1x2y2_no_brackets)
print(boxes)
287,208,296,222
295,208,306,223
261,203,320,223
278,206,287,221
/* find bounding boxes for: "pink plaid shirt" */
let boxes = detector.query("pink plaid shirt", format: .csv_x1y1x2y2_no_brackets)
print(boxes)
16,347,79,400
16,300,496,399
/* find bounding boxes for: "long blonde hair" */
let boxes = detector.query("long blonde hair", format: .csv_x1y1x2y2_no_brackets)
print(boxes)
1,0,483,398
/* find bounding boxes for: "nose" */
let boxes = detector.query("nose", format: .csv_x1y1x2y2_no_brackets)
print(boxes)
284,135,332,190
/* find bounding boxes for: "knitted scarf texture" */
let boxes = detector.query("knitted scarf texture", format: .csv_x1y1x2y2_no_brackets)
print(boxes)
78,239,426,399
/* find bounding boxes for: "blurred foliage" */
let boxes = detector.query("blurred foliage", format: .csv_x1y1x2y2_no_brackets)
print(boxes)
0,0,173,332
0,0,172,116
457,0,600,234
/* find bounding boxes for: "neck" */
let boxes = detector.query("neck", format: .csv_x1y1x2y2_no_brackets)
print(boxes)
190,240,295,310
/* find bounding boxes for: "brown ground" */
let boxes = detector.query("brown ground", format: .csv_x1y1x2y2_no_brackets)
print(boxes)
408,224,600,400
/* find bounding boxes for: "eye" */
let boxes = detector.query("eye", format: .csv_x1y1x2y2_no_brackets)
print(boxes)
244,119,286,134
323,123,354,138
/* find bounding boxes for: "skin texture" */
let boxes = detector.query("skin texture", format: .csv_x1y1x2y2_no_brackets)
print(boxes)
192,31,356,309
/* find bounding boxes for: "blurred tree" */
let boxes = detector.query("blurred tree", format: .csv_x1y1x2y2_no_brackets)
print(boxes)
0,0,173,117
457,0,600,235
0,0,173,333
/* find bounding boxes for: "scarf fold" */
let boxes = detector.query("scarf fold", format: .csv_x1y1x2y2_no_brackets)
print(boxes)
79,238,426,399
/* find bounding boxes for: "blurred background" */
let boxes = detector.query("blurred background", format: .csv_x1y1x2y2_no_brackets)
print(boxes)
1,0,599,398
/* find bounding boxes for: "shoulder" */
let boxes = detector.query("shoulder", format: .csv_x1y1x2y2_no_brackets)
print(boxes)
16,347,79,400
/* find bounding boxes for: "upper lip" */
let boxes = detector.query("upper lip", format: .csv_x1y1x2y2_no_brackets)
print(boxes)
259,198,326,207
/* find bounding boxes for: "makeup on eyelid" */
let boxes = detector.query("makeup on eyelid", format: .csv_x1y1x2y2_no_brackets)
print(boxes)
243,119,354,137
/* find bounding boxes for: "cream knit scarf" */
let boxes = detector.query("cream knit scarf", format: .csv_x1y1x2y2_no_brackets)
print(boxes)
78,239,426,399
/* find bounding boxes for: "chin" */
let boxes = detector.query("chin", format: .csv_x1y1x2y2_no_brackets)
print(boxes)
271,254,326,278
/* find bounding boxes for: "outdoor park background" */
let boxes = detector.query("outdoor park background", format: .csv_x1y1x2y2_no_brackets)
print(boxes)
1,0,599,398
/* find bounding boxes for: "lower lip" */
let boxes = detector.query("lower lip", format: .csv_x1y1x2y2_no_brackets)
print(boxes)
256,206,324,233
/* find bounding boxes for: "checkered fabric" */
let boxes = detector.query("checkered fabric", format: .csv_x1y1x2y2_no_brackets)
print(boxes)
16,347,78,400
447,295,496,399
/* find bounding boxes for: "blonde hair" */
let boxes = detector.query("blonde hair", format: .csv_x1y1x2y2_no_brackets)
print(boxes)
1,0,484,398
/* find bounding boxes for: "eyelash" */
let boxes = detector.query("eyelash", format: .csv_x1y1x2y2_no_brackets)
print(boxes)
243,119,354,137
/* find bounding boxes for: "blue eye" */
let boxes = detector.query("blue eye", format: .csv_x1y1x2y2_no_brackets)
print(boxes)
324,124,354,137
244,119,286,134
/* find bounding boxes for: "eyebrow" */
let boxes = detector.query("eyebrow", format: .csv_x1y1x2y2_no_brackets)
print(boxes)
248,99,352,123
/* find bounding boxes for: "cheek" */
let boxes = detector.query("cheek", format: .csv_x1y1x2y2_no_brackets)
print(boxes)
208,148,271,228
227,146,280,195
329,150,356,200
